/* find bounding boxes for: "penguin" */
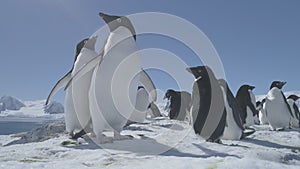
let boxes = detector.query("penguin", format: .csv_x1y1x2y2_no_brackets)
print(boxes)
126,86,150,126
90,12,142,143
257,99,268,125
249,87,260,124
218,79,252,140
186,66,226,143
71,35,98,137
235,84,258,128
287,94,300,128
264,81,293,131
163,89,191,121
46,37,97,138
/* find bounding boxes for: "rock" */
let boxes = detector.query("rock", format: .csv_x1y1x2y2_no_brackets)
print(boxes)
44,101,64,114
0,96,25,110
5,121,65,146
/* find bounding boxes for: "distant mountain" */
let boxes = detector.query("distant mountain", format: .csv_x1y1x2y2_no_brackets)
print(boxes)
0,96,25,111
44,101,64,114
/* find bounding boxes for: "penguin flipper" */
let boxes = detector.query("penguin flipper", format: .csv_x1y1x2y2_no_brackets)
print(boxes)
281,92,294,118
293,103,300,120
46,71,72,105
139,69,157,102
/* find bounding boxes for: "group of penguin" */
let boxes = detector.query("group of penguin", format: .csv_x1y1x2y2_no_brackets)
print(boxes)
46,12,300,144
164,66,300,143
46,12,161,144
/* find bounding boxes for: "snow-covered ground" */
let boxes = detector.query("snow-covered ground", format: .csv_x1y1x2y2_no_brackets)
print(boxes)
0,96,300,169
0,119,299,169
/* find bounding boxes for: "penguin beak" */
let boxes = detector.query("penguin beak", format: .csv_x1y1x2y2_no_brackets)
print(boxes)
186,68,192,73
282,81,287,86
99,12,111,24
99,12,107,19
249,86,255,90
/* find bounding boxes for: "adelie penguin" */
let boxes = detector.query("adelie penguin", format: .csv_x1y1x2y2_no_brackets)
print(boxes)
218,79,255,140
257,99,268,125
236,84,259,128
46,37,98,138
186,66,226,143
264,81,293,131
67,12,156,144
164,89,191,121
286,94,300,128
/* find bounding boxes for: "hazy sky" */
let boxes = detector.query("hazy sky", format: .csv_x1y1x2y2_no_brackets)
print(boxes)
0,0,300,103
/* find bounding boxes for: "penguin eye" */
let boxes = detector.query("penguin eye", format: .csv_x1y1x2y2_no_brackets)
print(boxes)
117,18,122,23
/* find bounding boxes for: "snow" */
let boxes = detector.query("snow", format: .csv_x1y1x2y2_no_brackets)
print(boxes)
0,98,300,168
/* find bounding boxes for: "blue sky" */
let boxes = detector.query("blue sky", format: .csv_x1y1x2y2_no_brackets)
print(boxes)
0,0,300,103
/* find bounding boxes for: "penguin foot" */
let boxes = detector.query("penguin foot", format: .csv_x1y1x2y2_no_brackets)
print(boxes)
69,132,75,139
71,129,87,140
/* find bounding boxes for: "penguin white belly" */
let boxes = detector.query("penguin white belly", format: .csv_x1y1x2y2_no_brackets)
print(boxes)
72,48,98,128
89,27,140,138
128,88,149,123
259,105,268,125
245,106,255,127
287,99,299,128
221,89,242,140
265,88,291,130
64,87,81,133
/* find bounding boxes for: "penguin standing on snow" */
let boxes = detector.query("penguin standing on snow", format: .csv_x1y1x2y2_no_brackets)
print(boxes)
186,66,226,143
164,89,191,121
287,94,300,128
257,99,268,125
218,79,255,140
46,37,97,138
70,36,98,137
236,84,258,128
264,81,293,130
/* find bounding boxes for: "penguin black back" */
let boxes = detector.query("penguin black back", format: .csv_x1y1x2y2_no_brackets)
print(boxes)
218,79,244,130
187,66,226,142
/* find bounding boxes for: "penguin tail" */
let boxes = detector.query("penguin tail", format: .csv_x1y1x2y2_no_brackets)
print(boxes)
241,128,256,139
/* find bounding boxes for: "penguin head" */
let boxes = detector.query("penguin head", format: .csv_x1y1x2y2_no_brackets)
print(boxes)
239,84,255,91
164,89,176,100
270,81,286,90
186,66,215,82
84,36,98,50
287,94,300,101
75,38,89,59
256,101,262,107
99,12,136,40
